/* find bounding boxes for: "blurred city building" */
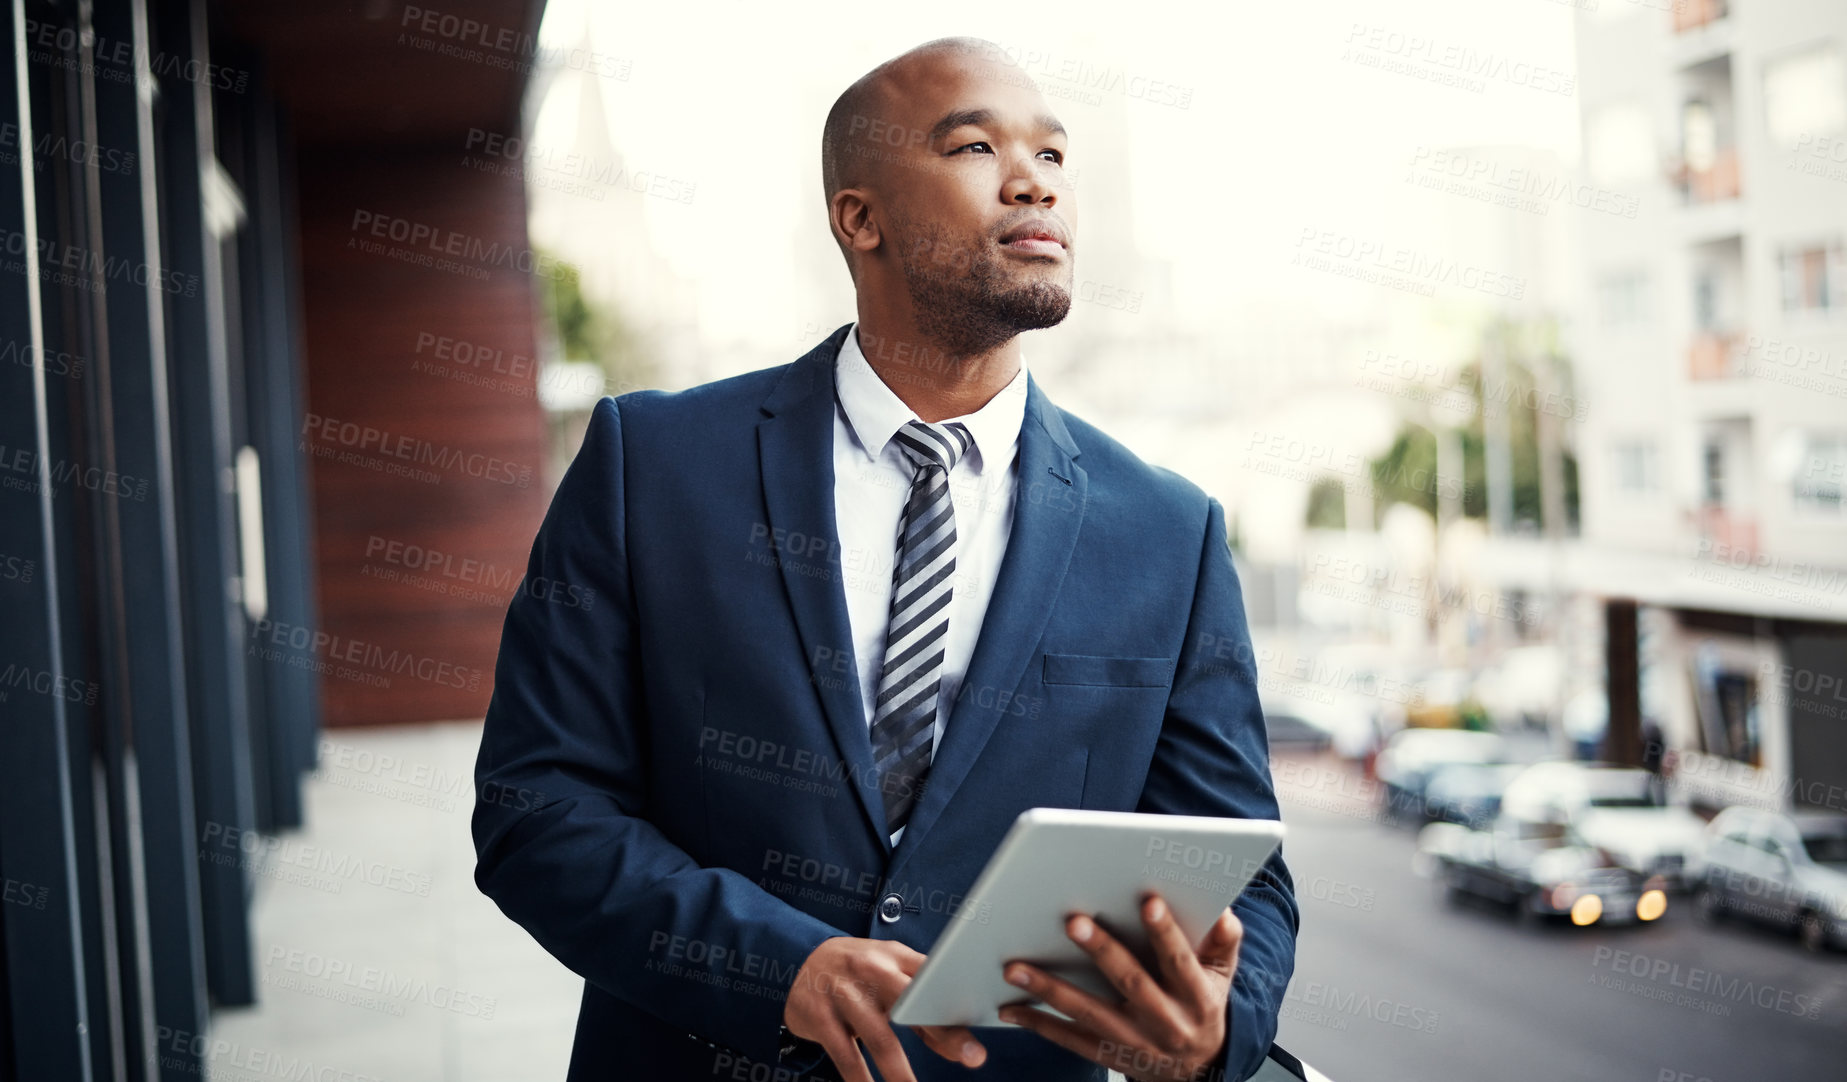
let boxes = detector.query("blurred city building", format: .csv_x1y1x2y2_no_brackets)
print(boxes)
1565,0,1847,809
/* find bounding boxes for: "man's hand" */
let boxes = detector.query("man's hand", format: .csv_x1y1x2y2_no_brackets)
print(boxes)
998,893,1242,1082
784,936,988,1081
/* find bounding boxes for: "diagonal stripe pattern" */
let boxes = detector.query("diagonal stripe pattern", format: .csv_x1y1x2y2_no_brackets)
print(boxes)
870,419,973,836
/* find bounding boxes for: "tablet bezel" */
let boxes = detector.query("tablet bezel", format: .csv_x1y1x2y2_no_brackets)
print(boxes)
889,807,1285,1028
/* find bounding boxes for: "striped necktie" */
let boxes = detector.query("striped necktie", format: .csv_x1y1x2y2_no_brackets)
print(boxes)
871,419,973,836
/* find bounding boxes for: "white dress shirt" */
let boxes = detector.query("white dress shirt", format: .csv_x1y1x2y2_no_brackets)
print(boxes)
831,323,1028,844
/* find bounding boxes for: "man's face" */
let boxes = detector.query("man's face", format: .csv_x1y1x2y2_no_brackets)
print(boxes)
856,53,1076,355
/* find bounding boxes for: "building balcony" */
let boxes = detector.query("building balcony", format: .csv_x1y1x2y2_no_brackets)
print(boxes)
1690,504,1758,559
1687,331,1743,380
1673,0,1728,33
1670,147,1741,204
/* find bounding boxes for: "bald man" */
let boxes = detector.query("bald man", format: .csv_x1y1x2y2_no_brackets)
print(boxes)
473,37,1298,1082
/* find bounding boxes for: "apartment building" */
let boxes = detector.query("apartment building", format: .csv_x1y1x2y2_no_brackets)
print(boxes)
1568,0,1847,812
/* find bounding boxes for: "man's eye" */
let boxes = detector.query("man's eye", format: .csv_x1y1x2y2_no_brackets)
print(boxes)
1038,150,1064,164
951,141,993,154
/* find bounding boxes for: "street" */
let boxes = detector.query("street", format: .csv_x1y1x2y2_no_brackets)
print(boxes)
1270,752,1847,1082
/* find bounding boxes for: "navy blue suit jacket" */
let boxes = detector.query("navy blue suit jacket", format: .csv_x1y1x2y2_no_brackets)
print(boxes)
472,324,1298,1081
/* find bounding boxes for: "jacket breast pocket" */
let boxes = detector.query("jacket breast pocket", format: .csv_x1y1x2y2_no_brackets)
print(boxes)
1041,653,1175,688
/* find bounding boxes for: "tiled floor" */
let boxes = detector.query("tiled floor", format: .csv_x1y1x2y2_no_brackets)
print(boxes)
210,719,580,1082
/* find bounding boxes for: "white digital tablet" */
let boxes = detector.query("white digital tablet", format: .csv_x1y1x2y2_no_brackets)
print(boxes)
889,807,1285,1028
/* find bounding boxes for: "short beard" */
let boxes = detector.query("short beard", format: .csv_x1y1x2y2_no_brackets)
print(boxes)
892,215,1072,360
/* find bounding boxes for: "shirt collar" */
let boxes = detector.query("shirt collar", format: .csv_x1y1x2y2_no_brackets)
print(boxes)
833,322,1028,475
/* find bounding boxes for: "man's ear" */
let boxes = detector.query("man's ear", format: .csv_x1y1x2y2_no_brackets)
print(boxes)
830,189,881,255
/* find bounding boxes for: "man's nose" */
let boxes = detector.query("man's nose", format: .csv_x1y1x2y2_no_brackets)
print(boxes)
1001,159,1057,205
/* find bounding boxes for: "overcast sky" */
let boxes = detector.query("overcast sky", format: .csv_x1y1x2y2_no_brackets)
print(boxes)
535,0,1585,338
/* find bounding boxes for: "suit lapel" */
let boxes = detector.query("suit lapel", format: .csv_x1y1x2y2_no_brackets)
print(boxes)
886,374,1087,879
757,325,893,851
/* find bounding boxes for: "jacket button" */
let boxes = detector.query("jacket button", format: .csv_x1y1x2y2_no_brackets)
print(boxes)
878,893,904,924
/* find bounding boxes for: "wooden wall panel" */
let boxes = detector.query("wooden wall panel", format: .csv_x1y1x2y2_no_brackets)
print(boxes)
297,149,549,726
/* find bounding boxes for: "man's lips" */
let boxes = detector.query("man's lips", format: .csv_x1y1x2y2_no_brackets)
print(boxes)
998,220,1069,254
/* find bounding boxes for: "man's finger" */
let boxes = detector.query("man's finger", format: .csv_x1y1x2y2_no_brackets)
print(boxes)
1142,893,1215,1008
998,1003,1112,1070
816,1023,876,1082
912,1024,987,1068
1196,906,1245,976
1002,961,1140,1048
1065,913,1185,1027
845,1007,921,1082
888,942,928,975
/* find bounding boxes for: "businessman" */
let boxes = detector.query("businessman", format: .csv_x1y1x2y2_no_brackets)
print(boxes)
472,36,1297,1082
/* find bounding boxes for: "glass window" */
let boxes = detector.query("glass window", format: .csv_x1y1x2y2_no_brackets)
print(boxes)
1586,103,1654,188
1792,432,1847,514
1598,271,1649,328
1702,439,1725,505
1777,241,1847,314
1764,43,1846,147
1613,441,1659,495
1802,829,1847,865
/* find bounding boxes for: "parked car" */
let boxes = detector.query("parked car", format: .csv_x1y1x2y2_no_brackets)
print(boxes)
1415,814,1667,926
1689,806,1847,953
1375,728,1506,823
1500,761,1703,889
1261,699,1334,754
1420,762,1527,830
1262,692,1381,760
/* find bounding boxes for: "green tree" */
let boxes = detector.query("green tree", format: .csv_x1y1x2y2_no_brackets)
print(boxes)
1338,317,1580,533
1305,477,1347,530
536,250,654,393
